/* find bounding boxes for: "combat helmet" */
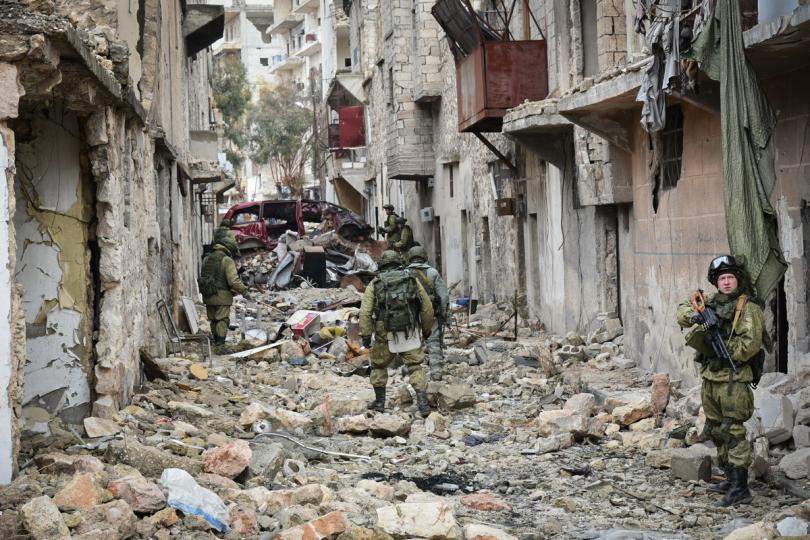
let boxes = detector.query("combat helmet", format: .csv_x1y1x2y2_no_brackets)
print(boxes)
707,255,744,286
378,250,403,270
407,245,428,263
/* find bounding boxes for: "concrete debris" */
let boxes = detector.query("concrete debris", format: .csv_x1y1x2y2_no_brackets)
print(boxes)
20,495,71,539
753,390,794,444
2,291,807,538
778,448,810,479
376,501,461,539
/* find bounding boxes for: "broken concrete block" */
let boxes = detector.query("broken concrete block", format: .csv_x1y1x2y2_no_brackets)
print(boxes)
669,447,712,482
750,437,770,479
231,506,259,535
376,501,461,539
794,424,810,448
168,400,214,418
535,409,589,437
274,511,348,540
239,402,269,426
189,363,209,380
437,383,476,409
463,523,518,540
460,493,512,512
778,447,810,479
650,373,670,414
53,472,105,511
563,393,596,414
203,439,252,479
370,414,411,437
759,372,798,395
92,394,118,419
107,439,203,478
249,442,287,481
20,496,71,539
776,516,809,537
268,407,314,431
556,344,586,361
83,416,122,438
756,391,794,444
335,414,370,434
611,400,654,426
0,64,21,120
723,521,778,540
108,475,166,513
645,449,672,469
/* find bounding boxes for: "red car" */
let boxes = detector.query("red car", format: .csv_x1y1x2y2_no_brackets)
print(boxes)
223,199,373,249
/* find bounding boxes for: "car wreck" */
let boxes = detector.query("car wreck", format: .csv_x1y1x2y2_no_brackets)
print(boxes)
223,199,373,250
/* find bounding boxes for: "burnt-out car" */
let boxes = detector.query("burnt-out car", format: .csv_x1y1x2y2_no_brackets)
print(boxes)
223,199,373,249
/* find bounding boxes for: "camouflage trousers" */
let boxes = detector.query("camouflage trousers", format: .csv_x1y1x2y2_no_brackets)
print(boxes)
425,320,443,380
701,379,754,468
369,332,427,392
206,304,231,344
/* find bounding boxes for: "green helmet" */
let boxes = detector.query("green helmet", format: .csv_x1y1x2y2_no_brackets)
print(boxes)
707,254,743,286
378,250,402,270
407,245,427,263
218,236,240,258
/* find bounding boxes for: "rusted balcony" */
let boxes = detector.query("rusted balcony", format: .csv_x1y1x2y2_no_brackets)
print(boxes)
432,0,549,133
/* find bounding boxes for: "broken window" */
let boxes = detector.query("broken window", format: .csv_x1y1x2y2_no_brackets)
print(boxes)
580,0,599,77
260,57,269,66
651,104,684,212
660,105,684,190
232,205,260,224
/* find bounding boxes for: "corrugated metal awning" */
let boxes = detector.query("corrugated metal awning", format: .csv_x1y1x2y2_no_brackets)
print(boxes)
326,74,365,109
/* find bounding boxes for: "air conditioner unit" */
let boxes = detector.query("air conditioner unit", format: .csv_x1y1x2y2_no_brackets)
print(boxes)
419,207,435,222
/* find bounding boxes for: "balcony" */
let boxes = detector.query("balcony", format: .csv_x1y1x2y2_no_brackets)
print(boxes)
295,33,321,57
267,13,305,36
270,54,304,73
292,0,320,14
432,0,549,133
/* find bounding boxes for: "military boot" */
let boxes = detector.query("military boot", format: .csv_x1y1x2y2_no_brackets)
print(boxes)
716,468,753,507
368,387,386,412
416,391,430,418
706,466,734,493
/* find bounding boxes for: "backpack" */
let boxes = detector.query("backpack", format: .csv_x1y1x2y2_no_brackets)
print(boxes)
731,294,765,388
374,270,419,333
199,250,227,298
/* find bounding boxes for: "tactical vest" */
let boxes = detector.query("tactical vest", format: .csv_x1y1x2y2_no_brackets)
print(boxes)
374,270,419,332
199,250,229,298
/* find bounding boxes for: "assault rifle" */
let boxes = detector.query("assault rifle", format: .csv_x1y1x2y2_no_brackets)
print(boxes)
689,290,739,375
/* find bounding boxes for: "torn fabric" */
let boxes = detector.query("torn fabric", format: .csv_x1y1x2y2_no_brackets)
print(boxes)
684,0,787,299
636,0,682,133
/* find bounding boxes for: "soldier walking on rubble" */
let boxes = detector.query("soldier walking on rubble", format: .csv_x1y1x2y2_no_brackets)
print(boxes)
676,255,764,507
407,246,449,381
393,216,415,253
199,236,251,353
378,203,401,247
360,250,434,417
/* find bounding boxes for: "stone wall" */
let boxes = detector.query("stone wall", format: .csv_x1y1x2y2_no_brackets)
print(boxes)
596,0,628,71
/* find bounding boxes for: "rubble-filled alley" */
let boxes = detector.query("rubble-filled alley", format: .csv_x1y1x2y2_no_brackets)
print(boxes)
2,277,810,539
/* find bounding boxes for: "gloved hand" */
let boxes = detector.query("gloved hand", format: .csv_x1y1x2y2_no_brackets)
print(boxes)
690,312,705,325
362,335,372,348
242,291,252,301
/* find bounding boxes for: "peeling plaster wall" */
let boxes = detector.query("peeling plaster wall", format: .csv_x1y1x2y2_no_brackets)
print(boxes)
89,108,163,414
14,109,94,426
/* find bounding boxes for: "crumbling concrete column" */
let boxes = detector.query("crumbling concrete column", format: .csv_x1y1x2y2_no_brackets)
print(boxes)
0,61,24,484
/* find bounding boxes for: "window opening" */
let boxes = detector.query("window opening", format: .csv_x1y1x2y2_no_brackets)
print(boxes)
652,104,684,212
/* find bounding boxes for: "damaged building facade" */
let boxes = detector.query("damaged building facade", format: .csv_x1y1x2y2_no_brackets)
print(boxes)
320,1,810,384
0,0,226,483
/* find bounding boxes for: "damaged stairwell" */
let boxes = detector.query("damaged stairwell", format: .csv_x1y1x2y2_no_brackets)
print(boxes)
13,108,94,429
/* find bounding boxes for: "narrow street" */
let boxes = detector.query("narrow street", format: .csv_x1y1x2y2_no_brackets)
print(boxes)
1,0,810,539
2,280,808,539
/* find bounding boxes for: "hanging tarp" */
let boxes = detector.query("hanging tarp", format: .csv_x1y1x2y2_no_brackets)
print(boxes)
685,0,787,299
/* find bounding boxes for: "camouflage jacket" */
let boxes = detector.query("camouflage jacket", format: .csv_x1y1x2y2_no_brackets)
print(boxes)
201,245,247,306
676,292,764,382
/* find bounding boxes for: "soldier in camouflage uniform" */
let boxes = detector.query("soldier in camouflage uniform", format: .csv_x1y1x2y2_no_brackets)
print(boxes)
378,204,401,247
199,236,250,352
360,250,434,417
676,255,763,507
393,217,414,253
407,246,449,380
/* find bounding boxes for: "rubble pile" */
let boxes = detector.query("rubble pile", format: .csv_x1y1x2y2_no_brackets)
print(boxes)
3,292,810,539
